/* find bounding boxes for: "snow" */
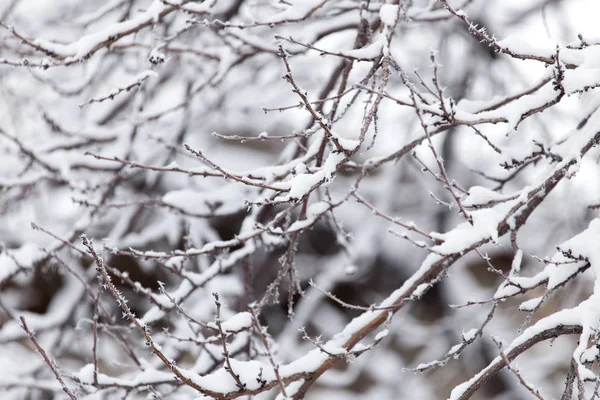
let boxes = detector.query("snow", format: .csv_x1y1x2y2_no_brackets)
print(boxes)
462,186,514,208
287,173,322,200
379,4,399,27
0,243,45,282
287,201,330,232
412,283,429,298
546,262,583,290
493,283,521,299
562,66,600,94
162,185,250,216
207,312,253,333
33,0,169,62
556,218,600,282
281,348,331,377
179,0,213,14
294,162,308,175
181,359,277,394
307,201,330,217
495,36,555,60
330,131,360,151
450,304,586,400
519,296,544,312
268,0,326,23
462,328,478,342
434,202,514,252
454,218,600,398
318,199,519,364
277,151,345,201
0,273,84,342
142,241,256,324
375,329,389,342
278,380,304,399
340,39,384,60
76,362,176,387
511,249,523,274
580,347,599,363
448,343,462,354
344,264,358,276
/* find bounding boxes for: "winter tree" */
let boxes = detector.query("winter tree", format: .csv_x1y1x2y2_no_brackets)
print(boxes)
1,0,600,399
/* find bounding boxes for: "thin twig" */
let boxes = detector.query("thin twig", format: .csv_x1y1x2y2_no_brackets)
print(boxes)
20,316,78,400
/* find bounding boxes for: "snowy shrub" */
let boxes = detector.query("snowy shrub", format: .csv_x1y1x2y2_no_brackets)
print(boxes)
1,0,600,399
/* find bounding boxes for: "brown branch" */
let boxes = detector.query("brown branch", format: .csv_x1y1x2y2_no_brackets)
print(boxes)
20,316,78,400
213,293,246,391
289,128,600,399
492,337,545,400
250,309,288,397
279,45,352,156
184,144,288,192
454,325,582,400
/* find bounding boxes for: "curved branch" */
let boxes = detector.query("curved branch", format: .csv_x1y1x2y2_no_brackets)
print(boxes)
453,324,582,400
